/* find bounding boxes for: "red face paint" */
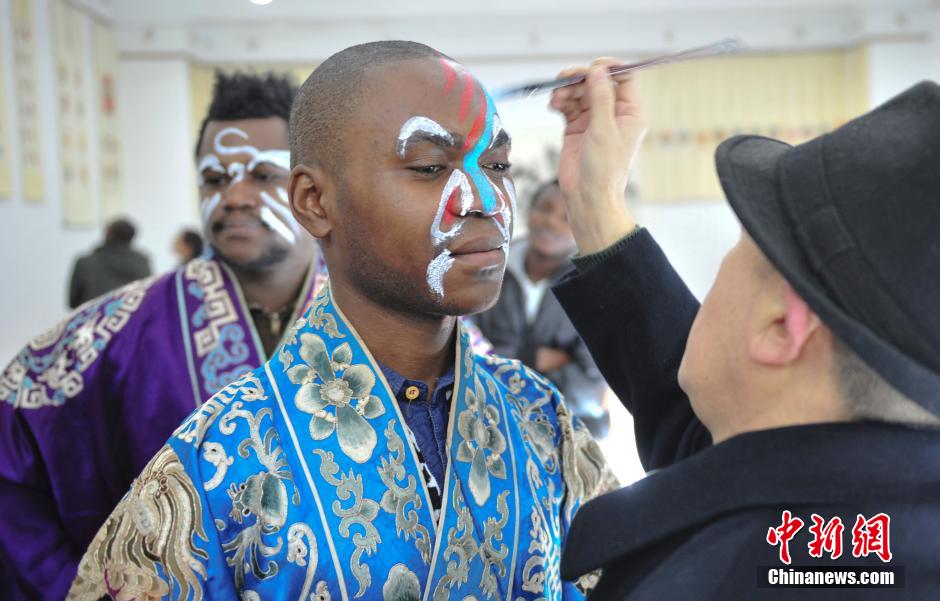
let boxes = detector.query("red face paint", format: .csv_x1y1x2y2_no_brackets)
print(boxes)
440,59,457,94
438,60,491,151
442,187,461,227
464,92,488,150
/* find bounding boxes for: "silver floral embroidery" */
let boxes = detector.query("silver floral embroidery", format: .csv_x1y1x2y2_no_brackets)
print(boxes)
287,522,331,601
455,375,507,506
556,400,618,523
498,367,558,473
314,449,382,598
175,372,266,448
479,491,511,600
433,481,479,601
378,420,433,564
310,287,343,339
202,442,234,491
289,333,386,463
519,459,563,599
382,564,422,601
217,400,300,591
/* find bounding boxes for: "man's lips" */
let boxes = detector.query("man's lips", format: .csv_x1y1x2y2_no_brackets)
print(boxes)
449,235,506,255
213,218,264,235
449,235,507,268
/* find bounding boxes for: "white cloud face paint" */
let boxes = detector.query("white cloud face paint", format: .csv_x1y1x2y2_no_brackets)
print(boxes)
397,117,454,157
259,188,300,244
426,249,455,299
196,127,300,245
196,155,224,186
200,192,222,233
431,170,474,246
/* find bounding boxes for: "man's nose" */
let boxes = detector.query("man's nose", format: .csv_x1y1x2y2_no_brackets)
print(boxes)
220,177,260,211
460,176,499,218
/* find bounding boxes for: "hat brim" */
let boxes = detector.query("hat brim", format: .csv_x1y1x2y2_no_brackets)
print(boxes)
716,135,940,414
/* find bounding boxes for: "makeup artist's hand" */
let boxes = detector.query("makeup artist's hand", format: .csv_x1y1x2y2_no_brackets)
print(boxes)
549,59,646,254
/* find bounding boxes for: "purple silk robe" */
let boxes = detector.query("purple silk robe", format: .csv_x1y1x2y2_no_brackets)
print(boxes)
0,255,325,601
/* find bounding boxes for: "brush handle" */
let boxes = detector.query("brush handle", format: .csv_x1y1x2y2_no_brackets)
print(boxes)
496,38,742,100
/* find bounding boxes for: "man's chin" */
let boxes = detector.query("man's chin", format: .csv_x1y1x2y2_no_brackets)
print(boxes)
212,243,289,272
435,280,502,317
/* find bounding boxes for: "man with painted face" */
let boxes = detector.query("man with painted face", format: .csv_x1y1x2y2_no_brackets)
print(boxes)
0,72,324,600
68,42,613,601
476,180,609,438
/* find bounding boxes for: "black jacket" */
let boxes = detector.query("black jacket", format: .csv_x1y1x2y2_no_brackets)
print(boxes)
475,240,607,426
553,229,940,599
68,242,151,308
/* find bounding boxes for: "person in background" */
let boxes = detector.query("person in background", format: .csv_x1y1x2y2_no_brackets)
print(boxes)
0,71,325,601
475,180,609,437
68,217,151,308
172,228,204,264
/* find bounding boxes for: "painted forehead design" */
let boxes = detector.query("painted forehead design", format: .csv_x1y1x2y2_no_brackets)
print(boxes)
198,127,291,178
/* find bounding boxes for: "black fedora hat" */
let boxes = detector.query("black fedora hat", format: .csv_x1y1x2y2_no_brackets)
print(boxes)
715,80,940,415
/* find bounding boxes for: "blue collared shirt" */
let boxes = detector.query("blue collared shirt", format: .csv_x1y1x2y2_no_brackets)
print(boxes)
377,363,454,490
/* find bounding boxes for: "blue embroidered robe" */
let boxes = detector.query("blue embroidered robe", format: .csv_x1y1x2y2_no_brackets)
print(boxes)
68,285,615,601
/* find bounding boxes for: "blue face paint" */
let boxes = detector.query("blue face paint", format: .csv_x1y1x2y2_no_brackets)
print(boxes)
461,89,498,215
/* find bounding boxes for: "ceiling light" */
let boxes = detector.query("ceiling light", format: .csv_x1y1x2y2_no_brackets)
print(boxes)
250,0,273,5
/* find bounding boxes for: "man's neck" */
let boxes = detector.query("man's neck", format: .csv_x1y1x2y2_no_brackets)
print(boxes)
702,379,850,444
229,255,310,312
329,279,456,389
524,247,567,283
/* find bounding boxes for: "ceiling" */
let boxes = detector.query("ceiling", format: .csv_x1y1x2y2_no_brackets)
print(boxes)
72,0,939,63
84,0,937,26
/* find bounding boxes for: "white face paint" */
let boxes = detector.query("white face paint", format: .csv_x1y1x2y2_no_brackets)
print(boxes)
200,192,222,228
397,117,454,157
426,249,455,299
430,170,474,246
259,188,300,244
197,127,299,245
398,114,514,300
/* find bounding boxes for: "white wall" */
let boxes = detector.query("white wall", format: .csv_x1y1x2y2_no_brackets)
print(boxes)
0,2,198,362
0,0,101,360
868,38,940,107
116,58,199,273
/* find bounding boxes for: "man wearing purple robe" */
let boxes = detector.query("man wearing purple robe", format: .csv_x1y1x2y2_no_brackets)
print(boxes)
0,72,326,600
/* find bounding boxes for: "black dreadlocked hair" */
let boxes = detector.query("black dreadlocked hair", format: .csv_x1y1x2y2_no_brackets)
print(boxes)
194,71,297,159
289,41,450,170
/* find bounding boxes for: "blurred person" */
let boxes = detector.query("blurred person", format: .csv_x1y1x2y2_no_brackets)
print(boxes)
547,61,940,598
173,228,204,264
476,179,609,437
68,41,613,601
0,71,325,600
68,217,151,308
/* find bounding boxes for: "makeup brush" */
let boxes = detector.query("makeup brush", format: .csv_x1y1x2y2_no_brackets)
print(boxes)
495,37,743,101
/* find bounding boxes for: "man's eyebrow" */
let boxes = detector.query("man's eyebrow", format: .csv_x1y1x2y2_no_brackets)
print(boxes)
397,116,459,156
197,154,224,173
488,129,511,150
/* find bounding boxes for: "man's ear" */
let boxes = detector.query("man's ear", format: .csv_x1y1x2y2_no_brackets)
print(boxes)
289,164,332,239
749,281,822,366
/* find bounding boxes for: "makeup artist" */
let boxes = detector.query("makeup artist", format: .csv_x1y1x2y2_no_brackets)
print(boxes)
550,61,940,598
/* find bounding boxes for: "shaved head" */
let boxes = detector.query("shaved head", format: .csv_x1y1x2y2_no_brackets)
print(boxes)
289,41,449,171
